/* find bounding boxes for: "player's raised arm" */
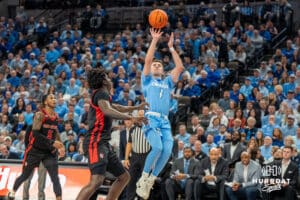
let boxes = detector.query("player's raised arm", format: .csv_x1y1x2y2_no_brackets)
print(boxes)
144,28,163,76
169,32,184,83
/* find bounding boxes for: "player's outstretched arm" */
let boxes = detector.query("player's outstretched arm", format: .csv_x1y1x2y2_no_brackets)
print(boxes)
169,32,184,83
112,102,148,113
98,100,145,124
144,28,163,76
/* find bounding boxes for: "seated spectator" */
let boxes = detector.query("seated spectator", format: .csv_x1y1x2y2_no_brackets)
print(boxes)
187,115,200,135
283,74,296,96
283,90,299,111
201,134,217,156
214,124,230,147
228,108,246,128
225,151,262,200
260,136,273,164
239,77,253,99
267,146,299,200
284,135,295,147
227,118,245,134
63,104,80,124
244,117,257,140
261,105,281,126
165,146,198,200
225,100,237,120
206,117,221,136
196,70,211,90
218,90,231,112
223,131,246,172
229,83,240,104
209,107,229,127
65,78,80,97
206,62,221,87
12,113,27,136
272,128,284,147
193,140,207,162
199,106,211,130
66,142,77,161
195,127,206,144
0,143,19,159
281,114,298,138
60,121,78,144
261,115,281,137
194,148,228,200
175,124,191,146
257,80,269,98
292,127,300,152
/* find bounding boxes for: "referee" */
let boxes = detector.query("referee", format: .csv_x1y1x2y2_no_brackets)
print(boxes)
124,110,151,200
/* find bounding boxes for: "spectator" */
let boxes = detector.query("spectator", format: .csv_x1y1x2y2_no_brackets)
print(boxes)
260,136,273,163
0,143,19,159
223,131,246,171
193,140,207,162
194,147,228,200
60,121,77,143
199,106,211,130
201,134,217,156
283,90,299,110
244,117,257,140
165,146,198,200
225,151,261,200
261,115,281,137
272,128,284,147
175,124,191,146
268,146,298,200
281,114,297,138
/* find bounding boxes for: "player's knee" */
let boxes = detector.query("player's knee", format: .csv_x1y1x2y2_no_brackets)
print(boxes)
151,145,163,154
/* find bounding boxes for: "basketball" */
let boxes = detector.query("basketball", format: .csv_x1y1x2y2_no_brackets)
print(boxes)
148,9,168,29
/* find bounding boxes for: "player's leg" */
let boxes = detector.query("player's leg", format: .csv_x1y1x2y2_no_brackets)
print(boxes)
42,155,61,200
76,174,105,200
22,169,34,200
9,153,40,199
151,120,173,176
106,144,130,200
76,143,107,200
37,162,47,200
136,126,162,199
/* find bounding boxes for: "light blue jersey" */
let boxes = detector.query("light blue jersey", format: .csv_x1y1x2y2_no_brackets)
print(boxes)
142,74,174,115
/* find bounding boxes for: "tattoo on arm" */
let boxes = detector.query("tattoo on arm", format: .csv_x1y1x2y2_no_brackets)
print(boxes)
32,112,44,131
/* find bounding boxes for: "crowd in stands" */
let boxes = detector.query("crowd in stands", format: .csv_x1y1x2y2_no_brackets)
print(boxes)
0,0,299,199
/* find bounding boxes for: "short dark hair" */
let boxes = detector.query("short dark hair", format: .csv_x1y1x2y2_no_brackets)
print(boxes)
283,145,293,152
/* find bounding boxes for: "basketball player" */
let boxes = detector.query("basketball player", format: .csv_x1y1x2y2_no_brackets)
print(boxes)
8,94,64,200
136,28,184,199
76,67,146,200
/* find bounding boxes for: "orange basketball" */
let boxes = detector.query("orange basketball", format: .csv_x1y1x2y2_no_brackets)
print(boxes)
148,9,168,29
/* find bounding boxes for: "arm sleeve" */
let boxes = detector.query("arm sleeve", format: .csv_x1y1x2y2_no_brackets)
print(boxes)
32,130,55,152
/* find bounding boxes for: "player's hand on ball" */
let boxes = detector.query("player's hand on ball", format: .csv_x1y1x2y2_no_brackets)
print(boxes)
53,140,64,149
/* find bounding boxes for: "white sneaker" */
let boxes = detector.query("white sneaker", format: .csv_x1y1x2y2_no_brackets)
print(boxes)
136,174,156,200
136,172,149,199
7,191,15,200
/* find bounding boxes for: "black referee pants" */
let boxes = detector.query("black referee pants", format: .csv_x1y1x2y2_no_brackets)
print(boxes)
126,152,148,200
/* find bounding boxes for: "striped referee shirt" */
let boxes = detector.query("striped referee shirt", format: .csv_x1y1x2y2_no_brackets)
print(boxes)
128,125,151,154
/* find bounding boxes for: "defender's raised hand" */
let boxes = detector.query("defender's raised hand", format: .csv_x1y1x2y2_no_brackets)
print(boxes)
168,32,174,48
